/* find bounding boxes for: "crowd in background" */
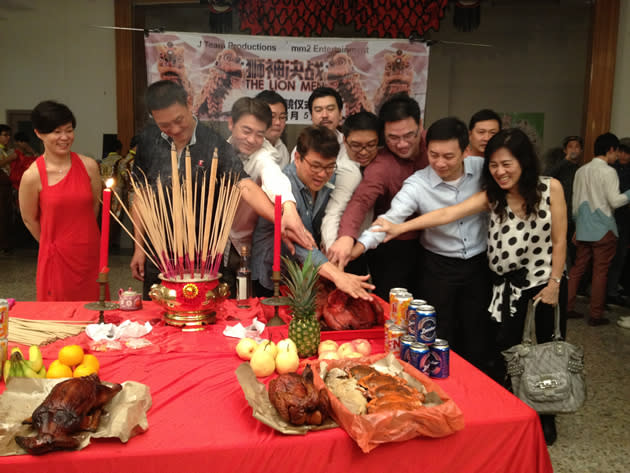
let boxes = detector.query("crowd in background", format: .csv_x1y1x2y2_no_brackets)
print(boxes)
1,82,629,448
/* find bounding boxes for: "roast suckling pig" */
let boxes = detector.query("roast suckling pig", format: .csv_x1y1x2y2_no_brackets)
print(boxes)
15,374,122,455
268,365,330,426
316,283,385,330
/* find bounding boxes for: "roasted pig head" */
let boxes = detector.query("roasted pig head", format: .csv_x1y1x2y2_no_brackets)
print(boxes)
15,374,122,455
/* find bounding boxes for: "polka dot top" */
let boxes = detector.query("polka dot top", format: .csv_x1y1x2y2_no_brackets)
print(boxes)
487,177,553,321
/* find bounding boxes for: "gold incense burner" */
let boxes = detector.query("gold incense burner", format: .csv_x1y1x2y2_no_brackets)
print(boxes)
149,273,229,331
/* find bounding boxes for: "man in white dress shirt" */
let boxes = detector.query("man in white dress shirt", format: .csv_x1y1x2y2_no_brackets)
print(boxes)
225,97,314,293
255,90,290,169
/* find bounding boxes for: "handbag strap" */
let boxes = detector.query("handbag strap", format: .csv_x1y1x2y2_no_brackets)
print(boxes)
522,298,562,345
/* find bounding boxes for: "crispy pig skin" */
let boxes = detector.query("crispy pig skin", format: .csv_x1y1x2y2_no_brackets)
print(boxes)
268,365,329,426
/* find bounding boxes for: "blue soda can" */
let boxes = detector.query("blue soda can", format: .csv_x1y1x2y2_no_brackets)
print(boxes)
429,338,450,379
409,342,430,373
400,335,415,362
406,299,427,338
415,304,437,345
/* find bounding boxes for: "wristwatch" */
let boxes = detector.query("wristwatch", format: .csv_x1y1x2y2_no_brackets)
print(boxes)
550,276,562,284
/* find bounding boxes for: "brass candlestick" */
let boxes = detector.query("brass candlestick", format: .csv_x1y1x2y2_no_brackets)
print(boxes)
262,270,286,327
84,270,119,323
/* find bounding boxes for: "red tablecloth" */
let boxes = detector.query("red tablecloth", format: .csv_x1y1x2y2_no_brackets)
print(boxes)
1,300,552,473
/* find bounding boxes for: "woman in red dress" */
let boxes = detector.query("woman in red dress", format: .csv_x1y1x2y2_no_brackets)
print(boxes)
19,101,102,301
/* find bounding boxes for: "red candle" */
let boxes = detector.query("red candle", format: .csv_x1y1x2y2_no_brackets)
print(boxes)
273,195,282,272
99,179,114,272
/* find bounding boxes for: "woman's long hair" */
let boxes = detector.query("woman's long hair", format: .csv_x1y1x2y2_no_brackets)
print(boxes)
482,128,542,220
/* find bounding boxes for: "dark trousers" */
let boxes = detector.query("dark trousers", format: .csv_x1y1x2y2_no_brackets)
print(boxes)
495,280,568,385
607,222,630,296
366,239,422,300
142,259,161,300
568,231,617,319
420,251,492,371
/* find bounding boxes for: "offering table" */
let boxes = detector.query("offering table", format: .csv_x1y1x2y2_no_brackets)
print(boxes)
0,300,552,473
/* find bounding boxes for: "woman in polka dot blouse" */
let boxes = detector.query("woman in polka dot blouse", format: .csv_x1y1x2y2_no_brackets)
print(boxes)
372,128,568,443
374,127,567,322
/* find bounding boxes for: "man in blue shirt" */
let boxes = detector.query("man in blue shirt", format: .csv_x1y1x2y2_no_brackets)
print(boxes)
352,117,492,372
251,126,374,300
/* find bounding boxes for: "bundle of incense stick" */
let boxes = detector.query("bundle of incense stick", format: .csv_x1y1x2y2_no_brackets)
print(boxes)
110,146,241,280
9,318,89,346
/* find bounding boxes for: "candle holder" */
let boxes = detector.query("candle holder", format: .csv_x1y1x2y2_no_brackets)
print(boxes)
261,270,286,327
84,270,119,323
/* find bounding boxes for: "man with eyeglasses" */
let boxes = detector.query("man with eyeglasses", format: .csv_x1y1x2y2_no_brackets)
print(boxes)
332,93,428,300
326,111,380,274
252,126,374,300
225,97,311,294
292,87,364,257
352,117,493,374
130,81,314,298
255,90,290,169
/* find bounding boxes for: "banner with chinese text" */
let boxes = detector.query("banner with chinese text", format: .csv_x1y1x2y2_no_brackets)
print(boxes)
145,32,430,124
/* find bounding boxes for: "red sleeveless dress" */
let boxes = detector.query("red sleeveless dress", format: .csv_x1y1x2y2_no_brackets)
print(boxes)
36,153,100,301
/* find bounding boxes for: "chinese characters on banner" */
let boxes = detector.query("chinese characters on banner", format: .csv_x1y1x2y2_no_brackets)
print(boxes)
145,32,430,124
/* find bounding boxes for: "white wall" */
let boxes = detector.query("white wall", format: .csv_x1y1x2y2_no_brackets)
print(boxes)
425,3,590,152
611,0,630,138
0,0,116,159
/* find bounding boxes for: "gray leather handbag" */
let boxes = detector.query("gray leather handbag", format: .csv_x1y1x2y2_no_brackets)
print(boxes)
502,299,586,414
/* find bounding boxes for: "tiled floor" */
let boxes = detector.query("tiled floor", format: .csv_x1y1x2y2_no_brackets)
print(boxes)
1,247,629,472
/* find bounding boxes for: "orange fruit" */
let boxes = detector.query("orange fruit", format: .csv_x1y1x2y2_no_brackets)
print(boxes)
46,360,73,378
73,363,98,378
82,354,100,373
58,345,84,367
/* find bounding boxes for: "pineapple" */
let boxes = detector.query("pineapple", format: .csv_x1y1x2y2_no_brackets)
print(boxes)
283,252,321,358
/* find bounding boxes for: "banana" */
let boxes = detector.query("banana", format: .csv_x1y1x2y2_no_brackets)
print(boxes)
21,360,40,378
10,347,23,357
3,359,10,383
9,359,24,378
8,351,26,378
28,345,43,372
37,366,47,378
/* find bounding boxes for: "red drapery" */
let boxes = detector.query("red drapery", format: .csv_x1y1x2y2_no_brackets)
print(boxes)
238,0,449,37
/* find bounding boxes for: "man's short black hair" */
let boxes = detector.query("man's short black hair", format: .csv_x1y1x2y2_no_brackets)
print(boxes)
468,109,501,131
145,80,188,112
130,135,139,149
378,93,421,125
231,97,272,129
426,117,469,152
594,132,619,157
562,135,584,150
255,90,287,113
307,87,343,114
0,124,11,135
296,125,340,160
342,111,380,137
31,101,77,134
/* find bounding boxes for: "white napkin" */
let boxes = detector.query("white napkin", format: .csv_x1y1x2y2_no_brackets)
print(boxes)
222,317,266,340
85,320,153,342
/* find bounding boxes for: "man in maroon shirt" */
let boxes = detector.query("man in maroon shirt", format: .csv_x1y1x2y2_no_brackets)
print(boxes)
333,93,428,299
